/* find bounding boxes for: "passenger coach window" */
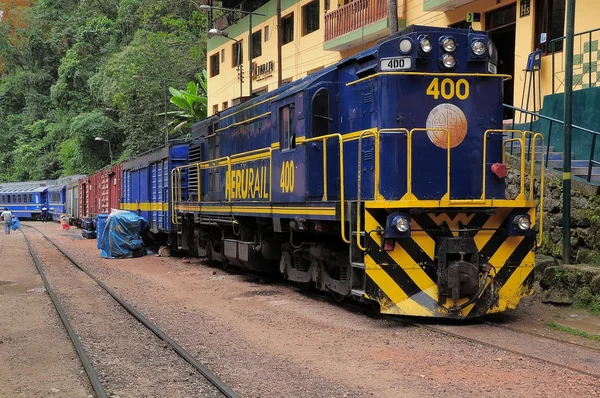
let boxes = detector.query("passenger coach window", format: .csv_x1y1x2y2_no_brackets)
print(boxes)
279,105,296,151
312,88,331,138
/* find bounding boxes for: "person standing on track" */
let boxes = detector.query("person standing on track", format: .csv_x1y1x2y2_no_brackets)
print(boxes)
1,207,13,235
41,205,48,223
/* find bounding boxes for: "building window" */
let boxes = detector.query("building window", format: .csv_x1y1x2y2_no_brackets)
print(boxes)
279,105,295,151
282,77,292,85
232,39,243,68
212,104,218,114
253,86,268,96
251,30,262,59
535,0,566,54
282,13,294,44
221,49,225,63
302,0,319,36
222,101,228,110
264,26,269,41
210,53,220,77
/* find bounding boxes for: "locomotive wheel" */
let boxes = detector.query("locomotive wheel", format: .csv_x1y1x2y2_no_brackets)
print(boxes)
330,290,346,303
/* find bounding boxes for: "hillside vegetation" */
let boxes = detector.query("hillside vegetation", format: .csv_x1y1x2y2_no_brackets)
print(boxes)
0,0,207,181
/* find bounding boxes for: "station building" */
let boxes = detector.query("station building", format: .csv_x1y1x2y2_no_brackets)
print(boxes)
206,0,599,117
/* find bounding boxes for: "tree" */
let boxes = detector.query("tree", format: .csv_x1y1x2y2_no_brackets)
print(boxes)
161,70,207,136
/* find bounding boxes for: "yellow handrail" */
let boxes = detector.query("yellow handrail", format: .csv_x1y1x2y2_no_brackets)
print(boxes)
356,129,378,251
302,133,350,244
483,129,526,200
502,138,523,164
526,131,545,247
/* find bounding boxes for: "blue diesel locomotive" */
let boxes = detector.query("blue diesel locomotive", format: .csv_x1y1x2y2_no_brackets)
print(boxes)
172,25,545,319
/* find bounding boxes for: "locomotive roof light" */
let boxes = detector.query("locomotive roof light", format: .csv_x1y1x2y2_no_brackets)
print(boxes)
393,215,411,233
418,35,432,54
398,37,413,54
471,40,486,56
441,54,456,69
441,37,456,52
513,215,531,231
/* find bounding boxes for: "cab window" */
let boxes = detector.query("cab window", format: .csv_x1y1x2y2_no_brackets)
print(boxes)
312,88,331,138
279,105,296,151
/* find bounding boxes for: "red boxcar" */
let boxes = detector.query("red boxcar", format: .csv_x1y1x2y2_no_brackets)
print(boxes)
79,163,123,219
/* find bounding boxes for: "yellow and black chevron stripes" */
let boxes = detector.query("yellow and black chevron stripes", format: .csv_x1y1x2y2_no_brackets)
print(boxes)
363,206,535,318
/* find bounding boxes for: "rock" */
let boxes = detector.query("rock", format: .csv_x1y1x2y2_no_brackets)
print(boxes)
534,254,559,276
49,388,60,393
157,246,171,257
539,265,600,304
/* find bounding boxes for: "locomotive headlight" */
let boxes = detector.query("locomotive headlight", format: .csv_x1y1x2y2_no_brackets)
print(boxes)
471,40,486,56
513,215,531,231
442,37,456,52
419,36,432,53
399,38,413,54
442,54,456,68
393,215,411,233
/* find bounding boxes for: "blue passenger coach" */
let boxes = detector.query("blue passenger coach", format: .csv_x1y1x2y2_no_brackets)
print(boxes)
0,182,49,219
174,25,544,319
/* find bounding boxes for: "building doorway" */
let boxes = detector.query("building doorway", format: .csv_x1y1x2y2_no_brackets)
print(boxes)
486,4,517,120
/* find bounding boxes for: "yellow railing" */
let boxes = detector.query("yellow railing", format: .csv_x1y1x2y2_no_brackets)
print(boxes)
483,129,545,246
303,133,350,244
171,126,545,247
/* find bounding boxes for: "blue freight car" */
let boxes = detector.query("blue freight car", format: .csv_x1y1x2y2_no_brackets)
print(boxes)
121,143,189,242
173,25,544,318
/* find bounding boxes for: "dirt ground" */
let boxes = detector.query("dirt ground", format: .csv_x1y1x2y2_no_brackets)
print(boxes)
0,230,90,397
3,222,600,398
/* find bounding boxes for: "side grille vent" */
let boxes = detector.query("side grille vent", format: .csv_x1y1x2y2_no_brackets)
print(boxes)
363,92,373,103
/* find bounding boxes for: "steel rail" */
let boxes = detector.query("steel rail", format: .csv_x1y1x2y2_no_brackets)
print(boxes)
21,230,109,398
477,319,600,353
22,224,240,398
291,278,600,380
401,320,600,380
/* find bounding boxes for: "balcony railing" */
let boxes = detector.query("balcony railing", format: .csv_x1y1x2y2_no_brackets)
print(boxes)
325,0,393,42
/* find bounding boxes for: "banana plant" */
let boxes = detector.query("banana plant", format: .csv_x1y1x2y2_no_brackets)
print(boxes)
160,70,208,135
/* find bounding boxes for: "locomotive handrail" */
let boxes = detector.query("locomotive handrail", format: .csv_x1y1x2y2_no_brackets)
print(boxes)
483,130,527,201
407,128,452,199
356,129,378,251
501,138,523,164
346,72,513,87
302,133,350,244
527,132,546,247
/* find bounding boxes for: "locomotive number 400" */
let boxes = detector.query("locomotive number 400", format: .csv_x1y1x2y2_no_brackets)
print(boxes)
280,160,295,193
426,78,469,100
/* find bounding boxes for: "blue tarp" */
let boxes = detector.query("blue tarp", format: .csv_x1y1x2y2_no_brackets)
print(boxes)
99,210,147,259
11,217,20,231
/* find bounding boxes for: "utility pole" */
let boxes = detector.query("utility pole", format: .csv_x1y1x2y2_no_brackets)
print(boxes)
562,0,576,264
388,0,398,35
276,0,282,87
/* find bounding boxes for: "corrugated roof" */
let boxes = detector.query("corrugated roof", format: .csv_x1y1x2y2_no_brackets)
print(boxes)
0,186,47,193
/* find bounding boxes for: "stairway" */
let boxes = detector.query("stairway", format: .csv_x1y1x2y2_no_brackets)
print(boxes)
503,139,600,183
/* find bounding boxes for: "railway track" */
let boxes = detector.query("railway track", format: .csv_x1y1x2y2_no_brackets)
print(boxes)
21,224,239,398
290,283,600,380
397,317,600,380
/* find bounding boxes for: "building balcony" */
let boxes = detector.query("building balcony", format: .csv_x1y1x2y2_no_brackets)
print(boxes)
324,0,405,51
423,0,477,12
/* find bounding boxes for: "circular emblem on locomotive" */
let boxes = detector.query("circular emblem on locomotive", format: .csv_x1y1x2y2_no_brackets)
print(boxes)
425,103,468,149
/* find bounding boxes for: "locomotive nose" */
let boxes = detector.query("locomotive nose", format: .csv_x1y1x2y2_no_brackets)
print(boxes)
437,237,490,310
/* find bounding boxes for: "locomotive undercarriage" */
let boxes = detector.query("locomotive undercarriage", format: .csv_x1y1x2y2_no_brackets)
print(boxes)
178,215,357,300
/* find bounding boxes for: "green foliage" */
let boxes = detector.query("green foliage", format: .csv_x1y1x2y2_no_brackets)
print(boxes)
0,0,207,181
573,287,600,315
160,71,207,136
547,321,600,342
